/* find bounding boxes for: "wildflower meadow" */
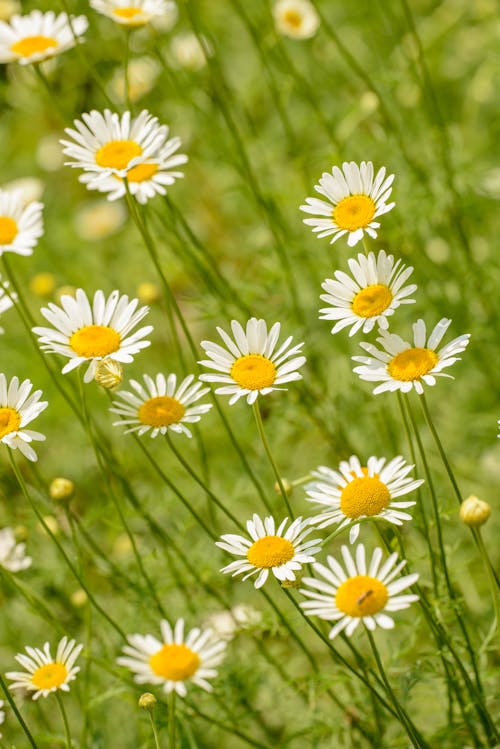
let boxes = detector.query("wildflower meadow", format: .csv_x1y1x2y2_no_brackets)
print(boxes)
0,0,498,747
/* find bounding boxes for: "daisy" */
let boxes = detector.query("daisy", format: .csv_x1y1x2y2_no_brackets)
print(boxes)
320,250,416,337
0,10,88,65
300,544,419,639
0,699,4,737
199,318,306,405
6,637,83,700
216,514,322,589
110,372,212,438
273,0,320,40
118,618,226,697
60,109,174,183
0,374,47,462
32,288,153,383
352,318,470,395
0,188,43,257
79,135,188,204
305,455,423,543
0,527,31,571
90,0,174,27
300,161,395,247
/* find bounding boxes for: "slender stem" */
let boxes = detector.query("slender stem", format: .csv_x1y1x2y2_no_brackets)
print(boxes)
475,529,500,641
168,691,176,749
124,29,132,111
148,709,162,749
55,693,72,749
252,401,293,517
31,65,68,120
0,672,39,748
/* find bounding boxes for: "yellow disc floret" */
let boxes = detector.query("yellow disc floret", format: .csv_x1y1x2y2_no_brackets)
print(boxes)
0,407,21,439
0,216,18,245
335,575,388,617
388,347,438,382
113,7,143,20
283,10,303,28
231,355,277,390
340,476,390,518
247,536,295,568
149,644,200,681
333,195,376,232
69,325,121,358
351,284,392,318
95,140,143,170
138,396,185,427
11,35,58,57
31,662,68,691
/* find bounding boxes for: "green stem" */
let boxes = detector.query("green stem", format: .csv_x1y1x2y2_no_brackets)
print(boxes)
252,401,293,517
31,65,68,120
0,672,39,748
148,709,162,749
55,693,72,749
475,529,500,643
124,28,132,111
168,691,176,749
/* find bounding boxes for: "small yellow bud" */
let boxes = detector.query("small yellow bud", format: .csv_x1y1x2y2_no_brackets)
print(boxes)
14,524,28,542
281,573,303,589
136,281,161,305
459,495,491,527
138,692,157,710
70,589,88,608
94,358,123,390
274,478,293,496
29,272,56,298
49,477,75,501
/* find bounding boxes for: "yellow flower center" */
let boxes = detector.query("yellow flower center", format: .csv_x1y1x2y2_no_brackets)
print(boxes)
340,475,390,519
69,325,121,358
283,10,303,28
247,536,295,568
335,575,388,617
126,162,159,183
0,216,18,245
113,7,143,19
0,407,21,439
333,195,376,232
388,347,438,382
231,355,277,390
138,396,185,427
149,644,200,681
95,140,143,170
10,35,58,57
351,284,392,318
31,662,68,691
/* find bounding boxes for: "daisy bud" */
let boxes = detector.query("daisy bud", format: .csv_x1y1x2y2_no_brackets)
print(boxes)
136,281,161,304
274,477,293,496
29,272,56,298
138,693,157,710
459,495,491,528
50,477,75,501
95,358,124,390
70,589,88,608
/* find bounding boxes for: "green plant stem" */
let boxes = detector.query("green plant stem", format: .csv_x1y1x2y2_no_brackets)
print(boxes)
475,528,500,641
0,672,39,748
168,691,176,749
148,709,162,749
55,693,72,749
31,65,68,120
124,28,132,111
252,401,293,517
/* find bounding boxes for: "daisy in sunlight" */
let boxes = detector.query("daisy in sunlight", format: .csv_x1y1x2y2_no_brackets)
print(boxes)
0,375,47,462
90,0,175,27
273,0,320,39
0,10,87,65
0,188,43,257
7,637,83,699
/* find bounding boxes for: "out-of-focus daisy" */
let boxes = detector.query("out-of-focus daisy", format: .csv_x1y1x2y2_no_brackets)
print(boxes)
353,318,470,395
3,176,44,205
305,455,423,543
32,289,153,383
170,32,209,71
118,618,226,697
0,188,43,257
216,514,322,589
7,637,82,700
0,1,20,22
0,10,87,65
0,527,31,571
0,375,47,462
300,161,395,247
110,373,212,438
205,604,262,641
320,251,416,337
109,56,160,102
73,200,127,240
300,544,419,639
90,0,176,27
273,0,319,40
199,318,306,405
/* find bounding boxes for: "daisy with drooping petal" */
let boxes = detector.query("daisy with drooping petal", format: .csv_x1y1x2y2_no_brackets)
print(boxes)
305,455,423,543
320,250,416,337
0,10,88,65
353,318,470,395
110,373,212,438
300,544,419,639
6,637,83,700
0,527,31,571
32,289,153,383
216,514,322,589
199,318,306,405
300,161,395,247
273,0,320,39
0,375,47,462
0,188,43,257
118,618,226,697
90,0,174,27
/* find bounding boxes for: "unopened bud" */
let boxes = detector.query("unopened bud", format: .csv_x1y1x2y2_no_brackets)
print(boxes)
49,477,74,501
29,272,56,298
139,692,157,710
281,573,303,589
274,478,293,496
94,358,123,390
136,281,160,304
70,589,88,608
459,495,491,528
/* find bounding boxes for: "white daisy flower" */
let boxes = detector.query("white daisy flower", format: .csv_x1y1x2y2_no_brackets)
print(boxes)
60,109,174,183
353,318,470,395
32,288,153,383
216,514,322,589
0,10,88,65
110,372,212,438
300,161,395,247
300,544,419,639
273,0,319,40
0,375,47,462
0,188,43,257
117,618,226,697
6,637,83,700
305,455,423,543
199,318,306,405
320,250,417,337
0,527,31,571
90,0,174,27
79,135,187,204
